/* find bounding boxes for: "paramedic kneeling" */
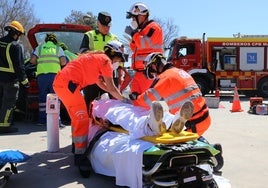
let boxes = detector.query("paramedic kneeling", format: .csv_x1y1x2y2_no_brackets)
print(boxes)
132,52,223,173
132,52,211,136
53,40,126,177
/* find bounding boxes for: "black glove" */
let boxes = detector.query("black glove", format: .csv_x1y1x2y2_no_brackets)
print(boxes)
122,97,132,104
129,92,139,100
23,82,30,89
31,71,36,78
124,26,137,36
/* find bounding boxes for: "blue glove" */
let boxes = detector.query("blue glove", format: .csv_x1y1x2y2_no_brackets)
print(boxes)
124,26,133,35
124,26,137,36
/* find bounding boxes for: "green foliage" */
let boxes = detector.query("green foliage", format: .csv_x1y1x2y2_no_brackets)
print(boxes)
64,10,97,30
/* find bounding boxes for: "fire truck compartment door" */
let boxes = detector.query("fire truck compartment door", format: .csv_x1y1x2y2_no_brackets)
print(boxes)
239,78,254,89
240,47,264,71
219,79,236,88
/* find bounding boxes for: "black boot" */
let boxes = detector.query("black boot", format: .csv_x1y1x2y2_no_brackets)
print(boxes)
0,127,18,134
71,143,75,154
74,154,91,178
213,143,224,175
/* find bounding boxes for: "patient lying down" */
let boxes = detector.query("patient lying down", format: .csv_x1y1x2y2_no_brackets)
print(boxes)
88,99,194,188
88,99,229,188
91,99,194,139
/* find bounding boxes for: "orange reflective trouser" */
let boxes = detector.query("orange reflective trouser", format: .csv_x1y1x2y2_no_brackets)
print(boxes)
53,74,89,155
130,71,153,94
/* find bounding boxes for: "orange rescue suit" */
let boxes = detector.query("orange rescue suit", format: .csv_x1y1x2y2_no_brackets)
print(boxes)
130,20,163,70
133,66,211,136
53,53,113,154
130,20,163,94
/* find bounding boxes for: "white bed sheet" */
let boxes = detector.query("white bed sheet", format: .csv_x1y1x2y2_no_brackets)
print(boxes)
89,127,153,188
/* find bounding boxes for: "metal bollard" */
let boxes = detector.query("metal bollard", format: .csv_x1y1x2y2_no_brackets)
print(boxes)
46,93,60,152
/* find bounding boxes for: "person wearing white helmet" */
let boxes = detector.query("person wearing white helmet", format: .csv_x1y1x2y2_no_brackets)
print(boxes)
91,52,209,138
88,53,223,187
91,53,197,139
0,20,30,134
125,2,164,99
53,40,126,178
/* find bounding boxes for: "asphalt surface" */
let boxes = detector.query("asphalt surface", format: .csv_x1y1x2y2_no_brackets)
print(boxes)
1,94,268,188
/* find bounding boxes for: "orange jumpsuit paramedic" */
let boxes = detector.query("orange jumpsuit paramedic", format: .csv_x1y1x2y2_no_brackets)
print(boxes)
125,2,163,96
133,53,211,136
53,41,125,172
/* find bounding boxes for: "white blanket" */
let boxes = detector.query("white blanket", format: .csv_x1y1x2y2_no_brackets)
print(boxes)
90,130,153,188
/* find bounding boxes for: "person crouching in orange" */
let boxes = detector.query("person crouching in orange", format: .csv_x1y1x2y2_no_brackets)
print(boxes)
53,40,126,177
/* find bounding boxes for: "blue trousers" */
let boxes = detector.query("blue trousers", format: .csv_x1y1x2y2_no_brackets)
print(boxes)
37,73,56,124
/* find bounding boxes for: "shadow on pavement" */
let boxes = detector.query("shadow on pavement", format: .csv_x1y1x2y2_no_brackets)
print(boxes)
3,144,124,188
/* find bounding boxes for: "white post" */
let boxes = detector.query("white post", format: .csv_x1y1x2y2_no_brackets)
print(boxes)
216,51,221,71
46,93,60,152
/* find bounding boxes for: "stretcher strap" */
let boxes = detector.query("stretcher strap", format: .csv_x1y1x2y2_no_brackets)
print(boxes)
185,110,209,133
82,129,108,163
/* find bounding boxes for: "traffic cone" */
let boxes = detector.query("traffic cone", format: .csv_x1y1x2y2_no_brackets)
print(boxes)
230,86,243,112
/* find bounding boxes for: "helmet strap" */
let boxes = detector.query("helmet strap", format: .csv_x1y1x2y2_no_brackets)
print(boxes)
145,14,149,21
8,29,20,38
155,58,166,74
140,14,149,28
133,16,142,29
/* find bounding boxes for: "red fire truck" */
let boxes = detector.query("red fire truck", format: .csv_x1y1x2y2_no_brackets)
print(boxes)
166,33,268,97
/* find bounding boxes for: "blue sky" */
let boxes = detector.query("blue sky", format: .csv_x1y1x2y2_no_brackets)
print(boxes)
30,0,268,40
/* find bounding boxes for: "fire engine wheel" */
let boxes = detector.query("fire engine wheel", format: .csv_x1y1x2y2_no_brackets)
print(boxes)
195,78,209,96
257,77,268,98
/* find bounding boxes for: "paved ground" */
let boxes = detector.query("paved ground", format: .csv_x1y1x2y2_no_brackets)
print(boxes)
1,94,268,188
203,95,268,188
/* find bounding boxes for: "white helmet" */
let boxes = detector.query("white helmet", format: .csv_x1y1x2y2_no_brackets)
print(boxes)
144,52,167,67
144,52,167,79
104,40,126,62
126,2,149,19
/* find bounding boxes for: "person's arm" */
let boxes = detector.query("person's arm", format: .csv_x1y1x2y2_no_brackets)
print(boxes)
29,54,37,65
96,76,123,100
58,47,67,67
29,48,38,65
59,56,67,67
79,32,94,53
79,34,89,53
10,43,29,87
96,76,107,91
